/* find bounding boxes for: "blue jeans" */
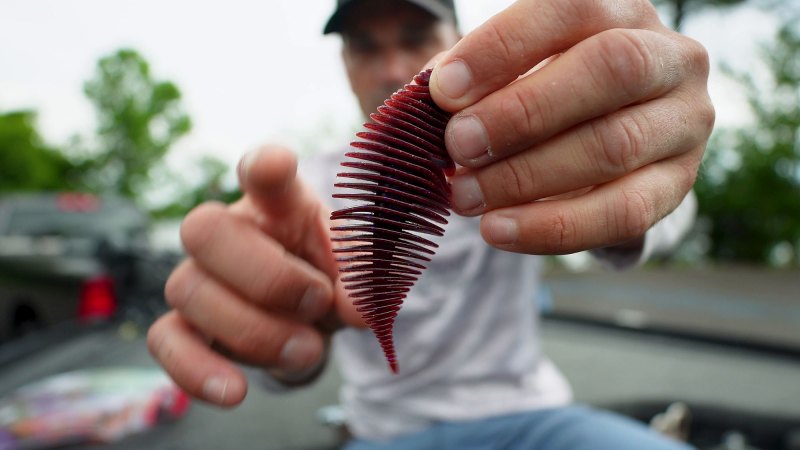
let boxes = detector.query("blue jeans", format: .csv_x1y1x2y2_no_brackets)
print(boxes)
344,405,694,450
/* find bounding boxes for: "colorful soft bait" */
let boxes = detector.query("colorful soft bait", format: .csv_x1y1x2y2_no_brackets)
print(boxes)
330,69,454,373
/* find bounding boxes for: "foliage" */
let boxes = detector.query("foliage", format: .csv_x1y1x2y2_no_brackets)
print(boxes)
650,0,747,30
82,49,191,199
0,111,84,192
150,156,241,219
1,48,237,221
695,22,800,266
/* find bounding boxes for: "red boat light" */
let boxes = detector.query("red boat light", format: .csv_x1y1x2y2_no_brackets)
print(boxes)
78,275,117,322
57,193,101,212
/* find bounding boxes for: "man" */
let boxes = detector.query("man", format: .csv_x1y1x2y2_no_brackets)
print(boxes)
148,0,712,448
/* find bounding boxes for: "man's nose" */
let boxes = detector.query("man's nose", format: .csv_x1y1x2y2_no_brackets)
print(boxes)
379,49,415,86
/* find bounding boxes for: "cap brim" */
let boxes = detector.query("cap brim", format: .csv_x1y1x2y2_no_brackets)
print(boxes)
322,2,352,35
323,0,452,35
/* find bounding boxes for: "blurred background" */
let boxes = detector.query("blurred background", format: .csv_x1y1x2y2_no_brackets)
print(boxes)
0,0,798,449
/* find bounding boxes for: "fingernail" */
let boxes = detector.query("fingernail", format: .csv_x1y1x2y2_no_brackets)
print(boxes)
298,285,327,320
485,215,518,245
236,149,261,183
449,115,490,161
203,376,230,404
450,175,485,213
280,331,320,370
436,60,472,100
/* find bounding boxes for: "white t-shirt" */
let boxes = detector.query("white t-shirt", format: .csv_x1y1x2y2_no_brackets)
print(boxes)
296,150,696,441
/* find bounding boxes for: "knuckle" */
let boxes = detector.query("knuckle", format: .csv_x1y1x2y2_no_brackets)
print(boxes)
543,211,577,253
180,201,227,256
682,166,699,193
554,0,657,32
465,20,520,83
146,318,165,357
485,20,518,64
544,0,575,31
164,262,207,312
163,275,182,309
592,29,655,98
163,263,190,309
147,319,178,373
499,85,549,145
592,112,649,174
698,99,716,138
675,92,715,148
683,35,711,79
675,92,714,146
230,319,286,360
555,0,599,26
496,158,536,203
623,0,659,22
229,327,262,359
619,189,654,239
677,155,701,192
244,247,290,303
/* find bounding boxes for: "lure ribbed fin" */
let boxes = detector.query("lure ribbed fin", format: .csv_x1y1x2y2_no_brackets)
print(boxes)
330,69,453,373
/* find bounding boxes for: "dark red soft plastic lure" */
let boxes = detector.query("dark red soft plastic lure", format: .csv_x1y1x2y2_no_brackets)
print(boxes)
330,68,454,373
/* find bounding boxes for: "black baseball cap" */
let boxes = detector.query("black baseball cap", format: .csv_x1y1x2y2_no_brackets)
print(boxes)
323,0,456,35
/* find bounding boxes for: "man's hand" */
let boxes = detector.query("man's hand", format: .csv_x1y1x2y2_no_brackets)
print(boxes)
430,0,714,254
147,146,363,407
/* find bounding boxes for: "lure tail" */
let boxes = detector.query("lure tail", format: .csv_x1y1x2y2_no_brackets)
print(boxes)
330,69,454,373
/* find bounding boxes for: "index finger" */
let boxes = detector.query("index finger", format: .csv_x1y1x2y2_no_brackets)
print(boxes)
234,145,338,281
429,0,662,110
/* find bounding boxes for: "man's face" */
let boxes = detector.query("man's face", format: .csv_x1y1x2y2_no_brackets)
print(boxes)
340,0,460,117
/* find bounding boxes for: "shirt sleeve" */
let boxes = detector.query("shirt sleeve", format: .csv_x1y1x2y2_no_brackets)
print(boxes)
590,190,698,269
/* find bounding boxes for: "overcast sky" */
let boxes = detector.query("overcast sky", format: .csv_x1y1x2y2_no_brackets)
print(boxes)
0,0,780,175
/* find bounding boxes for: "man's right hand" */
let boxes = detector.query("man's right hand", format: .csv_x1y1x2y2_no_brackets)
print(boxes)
147,146,363,407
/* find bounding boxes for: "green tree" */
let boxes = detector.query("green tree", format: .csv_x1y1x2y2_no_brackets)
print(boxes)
151,156,241,219
650,0,747,30
83,48,191,200
0,110,82,192
695,21,800,265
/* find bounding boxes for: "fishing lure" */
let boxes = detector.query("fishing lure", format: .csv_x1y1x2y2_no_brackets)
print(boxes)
330,68,454,373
